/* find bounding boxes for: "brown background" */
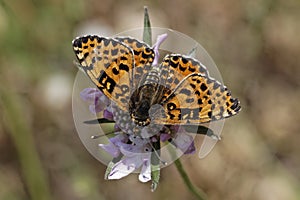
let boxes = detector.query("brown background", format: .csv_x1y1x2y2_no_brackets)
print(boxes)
1,0,300,199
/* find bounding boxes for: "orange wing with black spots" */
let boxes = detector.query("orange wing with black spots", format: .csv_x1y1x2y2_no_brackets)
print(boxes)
115,36,155,89
154,73,241,124
72,35,134,111
159,54,210,102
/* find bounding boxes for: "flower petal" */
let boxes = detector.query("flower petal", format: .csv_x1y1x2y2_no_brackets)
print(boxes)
89,102,105,114
119,144,144,157
160,133,171,142
99,143,120,157
121,155,143,168
99,133,128,157
110,133,128,146
152,33,168,66
80,88,111,113
138,159,151,183
107,160,135,180
184,141,196,154
80,88,102,103
103,109,114,120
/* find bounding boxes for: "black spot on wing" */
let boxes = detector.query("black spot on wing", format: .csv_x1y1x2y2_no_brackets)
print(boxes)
119,63,129,71
200,83,207,91
97,71,116,94
82,37,88,43
181,57,188,64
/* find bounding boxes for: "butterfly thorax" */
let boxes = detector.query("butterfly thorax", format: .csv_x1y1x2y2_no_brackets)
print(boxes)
129,67,164,126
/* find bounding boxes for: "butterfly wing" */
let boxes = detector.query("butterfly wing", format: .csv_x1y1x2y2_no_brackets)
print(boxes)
72,35,134,111
115,37,155,89
154,73,241,124
159,54,210,102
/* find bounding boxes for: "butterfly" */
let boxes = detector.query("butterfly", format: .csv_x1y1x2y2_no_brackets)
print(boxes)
72,35,241,127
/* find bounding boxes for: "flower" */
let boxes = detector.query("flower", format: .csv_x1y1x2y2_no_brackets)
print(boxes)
80,88,110,114
160,126,196,154
100,134,152,183
98,132,128,157
152,33,168,66
103,109,114,121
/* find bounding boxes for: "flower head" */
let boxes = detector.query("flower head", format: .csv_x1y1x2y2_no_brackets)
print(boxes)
100,133,152,182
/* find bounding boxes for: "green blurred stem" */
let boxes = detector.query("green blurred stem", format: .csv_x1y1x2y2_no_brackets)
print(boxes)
174,159,207,200
1,89,51,200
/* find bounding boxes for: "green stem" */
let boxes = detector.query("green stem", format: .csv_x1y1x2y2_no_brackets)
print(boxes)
0,88,52,200
174,159,206,200
174,159,207,200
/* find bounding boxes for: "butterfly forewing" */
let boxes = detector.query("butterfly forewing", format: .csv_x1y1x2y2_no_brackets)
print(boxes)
72,35,134,111
115,37,155,89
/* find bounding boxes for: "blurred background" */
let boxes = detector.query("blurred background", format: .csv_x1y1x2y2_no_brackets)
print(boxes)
1,0,300,199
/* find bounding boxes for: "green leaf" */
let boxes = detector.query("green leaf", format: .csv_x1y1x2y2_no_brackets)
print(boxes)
151,164,160,192
150,139,161,191
84,118,115,124
143,6,152,46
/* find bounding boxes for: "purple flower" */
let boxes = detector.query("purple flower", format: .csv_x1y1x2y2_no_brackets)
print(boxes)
101,134,152,182
80,88,110,114
160,133,171,142
152,33,168,66
99,133,128,157
160,126,196,154
103,109,114,120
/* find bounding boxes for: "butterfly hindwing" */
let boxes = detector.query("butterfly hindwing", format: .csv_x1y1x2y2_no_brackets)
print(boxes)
159,54,210,102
